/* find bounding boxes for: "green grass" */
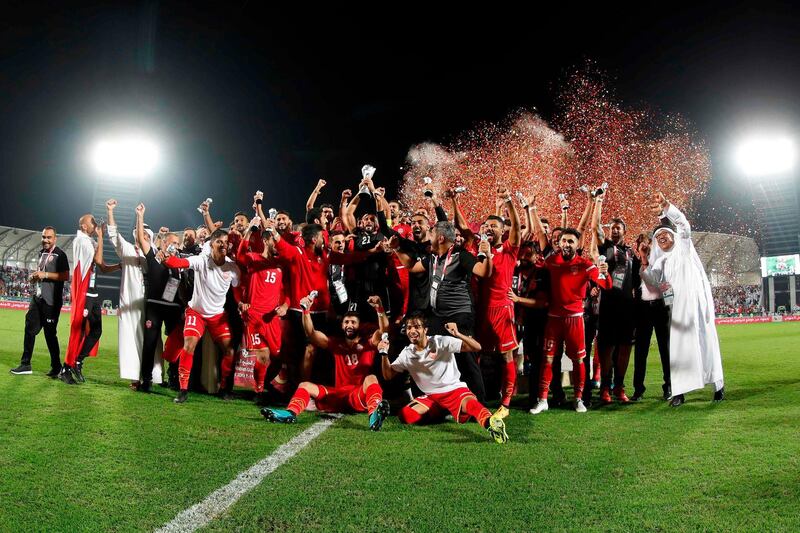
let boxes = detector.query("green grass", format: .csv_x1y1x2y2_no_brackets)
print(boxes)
0,308,798,532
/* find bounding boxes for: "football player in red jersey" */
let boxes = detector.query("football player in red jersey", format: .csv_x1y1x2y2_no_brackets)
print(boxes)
236,217,289,404
476,187,521,419
261,295,390,431
529,228,611,414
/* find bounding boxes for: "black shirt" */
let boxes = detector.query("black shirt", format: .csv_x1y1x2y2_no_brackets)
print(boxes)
421,246,478,318
145,248,181,306
36,246,69,307
598,239,635,303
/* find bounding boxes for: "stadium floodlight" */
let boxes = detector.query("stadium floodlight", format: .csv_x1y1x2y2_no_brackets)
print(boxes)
734,135,796,178
89,135,161,179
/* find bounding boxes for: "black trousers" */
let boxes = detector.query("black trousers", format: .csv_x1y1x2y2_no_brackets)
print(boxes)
141,302,183,383
428,311,485,403
21,296,61,368
632,298,671,395
78,295,103,360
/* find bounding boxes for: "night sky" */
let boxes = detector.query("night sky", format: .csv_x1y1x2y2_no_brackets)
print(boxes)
2,2,799,235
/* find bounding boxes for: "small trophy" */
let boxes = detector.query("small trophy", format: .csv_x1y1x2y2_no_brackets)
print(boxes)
197,197,213,213
477,233,488,258
515,191,528,208
301,290,319,310
453,185,467,194
578,184,589,193
559,193,569,211
379,332,389,354
423,177,434,198
265,208,278,233
597,255,607,279
592,182,608,198
359,165,376,199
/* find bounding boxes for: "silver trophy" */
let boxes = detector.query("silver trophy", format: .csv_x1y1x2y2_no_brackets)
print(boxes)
359,165,376,199
597,255,607,279
592,182,608,198
453,185,467,194
301,290,319,310
197,197,213,214
578,184,589,193
477,233,488,258
265,208,278,234
515,191,527,207
559,193,569,211
423,177,434,198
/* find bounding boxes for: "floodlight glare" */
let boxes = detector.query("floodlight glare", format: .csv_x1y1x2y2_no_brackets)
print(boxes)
90,136,160,178
734,136,795,177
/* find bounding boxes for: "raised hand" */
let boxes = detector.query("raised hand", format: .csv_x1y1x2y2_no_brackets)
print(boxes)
315,179,327,192
135,203,145,216
367,295,384,309
444,322,459,337
341,189,352,201
106,199,117,210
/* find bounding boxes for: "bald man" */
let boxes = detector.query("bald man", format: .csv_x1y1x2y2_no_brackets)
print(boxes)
61,214,119,384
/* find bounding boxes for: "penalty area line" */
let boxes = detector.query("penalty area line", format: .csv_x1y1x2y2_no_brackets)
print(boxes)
155,414,341,533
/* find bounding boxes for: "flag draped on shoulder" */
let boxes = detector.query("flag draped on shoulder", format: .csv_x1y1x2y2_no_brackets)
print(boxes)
66,231,100,361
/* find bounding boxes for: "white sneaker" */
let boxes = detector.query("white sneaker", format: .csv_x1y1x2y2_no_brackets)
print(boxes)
574,399,587,413
528,399,549,415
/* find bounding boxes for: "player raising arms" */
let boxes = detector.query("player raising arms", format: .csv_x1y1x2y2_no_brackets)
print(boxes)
261,295,390,431
162,222,241,404
236,215,288,404
529,228,612,415
379,312,509,444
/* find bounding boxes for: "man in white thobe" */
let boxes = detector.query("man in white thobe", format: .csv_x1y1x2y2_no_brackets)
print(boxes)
105,199,162,386
639,193,724,407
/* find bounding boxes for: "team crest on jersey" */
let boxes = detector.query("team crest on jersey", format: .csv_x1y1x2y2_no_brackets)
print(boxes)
145,320,152,329
83,309,89,318
570,266,580,274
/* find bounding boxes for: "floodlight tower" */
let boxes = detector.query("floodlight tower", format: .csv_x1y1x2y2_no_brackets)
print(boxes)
735,135,800,313
89,135,161,305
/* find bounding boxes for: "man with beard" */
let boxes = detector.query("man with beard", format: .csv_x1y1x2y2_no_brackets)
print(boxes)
163,228,241,403
639,193,723,407
476,188,521,418
348,212,389,322
10,226,69,377
236,217,288,403
529,228,611,414
181,228,201,255
379,313,508,443
594,197,637,404
261,295,390,431
393,221,492,401
271,221,377,381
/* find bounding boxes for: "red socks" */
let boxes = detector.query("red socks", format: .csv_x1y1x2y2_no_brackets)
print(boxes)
398,405,423,425
463,397,492,428
287,387,311,415
178,348,194,390
502,359,517,407
365,382,383,414
538,359,554,400
219,352,234,390
162,329,184,364
253,359,267,394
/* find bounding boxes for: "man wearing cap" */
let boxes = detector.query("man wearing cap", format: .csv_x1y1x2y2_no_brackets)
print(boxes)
639,193,724,407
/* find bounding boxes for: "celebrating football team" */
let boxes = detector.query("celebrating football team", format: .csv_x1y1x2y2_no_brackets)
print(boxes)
11,171,726,444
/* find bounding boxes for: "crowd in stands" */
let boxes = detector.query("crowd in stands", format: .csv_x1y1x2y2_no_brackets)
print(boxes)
0,265,70,303
712,285,764,316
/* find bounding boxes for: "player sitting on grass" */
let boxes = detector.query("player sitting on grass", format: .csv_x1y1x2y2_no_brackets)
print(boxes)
261,295,390,431
379,312,509,444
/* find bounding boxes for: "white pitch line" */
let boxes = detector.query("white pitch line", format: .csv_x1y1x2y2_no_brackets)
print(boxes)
156,415,340,533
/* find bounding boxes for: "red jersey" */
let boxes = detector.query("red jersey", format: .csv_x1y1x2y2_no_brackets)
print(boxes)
275,237,367,313
237,252,286,313
479,240,519,308
328,337,377,388
544,253,611,317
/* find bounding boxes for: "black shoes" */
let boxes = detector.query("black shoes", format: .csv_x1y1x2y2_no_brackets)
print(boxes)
59,366,77,385
46,366,62,378
174,390,189,404
138,381,152,393
631,392,644,402
9,364,32,375
663,386,672,401
72,361,85,383
713,387,725,402
670,394,685,407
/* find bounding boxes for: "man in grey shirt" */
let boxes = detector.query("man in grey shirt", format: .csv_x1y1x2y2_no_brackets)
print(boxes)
10,226,70,376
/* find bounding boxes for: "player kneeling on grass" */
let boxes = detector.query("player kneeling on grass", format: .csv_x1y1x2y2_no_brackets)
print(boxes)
379,312,509,444
261,295,390,431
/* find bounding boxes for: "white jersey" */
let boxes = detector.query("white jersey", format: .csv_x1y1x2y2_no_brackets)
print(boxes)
390,335,465,394
187,254,240,317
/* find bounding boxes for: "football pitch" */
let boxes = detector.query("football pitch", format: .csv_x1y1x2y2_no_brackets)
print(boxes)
0,308,798,532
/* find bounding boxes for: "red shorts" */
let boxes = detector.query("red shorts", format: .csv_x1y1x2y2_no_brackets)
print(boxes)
184,308,231,343
413,387,475,423
245,310,282,355
543,315,585,360
478,304,519,353
315,385,367,413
